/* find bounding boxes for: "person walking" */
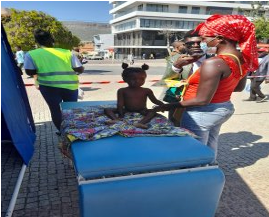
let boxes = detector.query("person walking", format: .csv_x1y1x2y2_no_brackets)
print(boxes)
15,45,25,75
24,29,84,135
245,48,268,102
153,15,259,162
130,53,134,65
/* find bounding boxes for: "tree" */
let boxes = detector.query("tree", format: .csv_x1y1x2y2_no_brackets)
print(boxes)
158,24,184,56
2,8,80,51
254,17,269,42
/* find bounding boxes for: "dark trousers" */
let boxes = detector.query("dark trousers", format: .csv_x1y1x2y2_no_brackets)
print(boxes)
250,78,265,99
39,85,78,131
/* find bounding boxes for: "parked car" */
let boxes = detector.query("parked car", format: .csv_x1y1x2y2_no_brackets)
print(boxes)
86,55,104,60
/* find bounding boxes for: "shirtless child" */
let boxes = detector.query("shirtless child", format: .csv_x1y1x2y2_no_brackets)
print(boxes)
104,63,164,129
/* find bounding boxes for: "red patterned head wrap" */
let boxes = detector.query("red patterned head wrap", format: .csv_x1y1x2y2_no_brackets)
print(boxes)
195,14,258,71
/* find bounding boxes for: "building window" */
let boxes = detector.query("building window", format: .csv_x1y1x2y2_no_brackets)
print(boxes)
206,7,233,15
179,6,187,13
146,4,168,12
138,4,143,11
191,7,200,14
115,20,136,31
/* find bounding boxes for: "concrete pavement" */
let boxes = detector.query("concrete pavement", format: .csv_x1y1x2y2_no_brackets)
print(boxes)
1,63,269,216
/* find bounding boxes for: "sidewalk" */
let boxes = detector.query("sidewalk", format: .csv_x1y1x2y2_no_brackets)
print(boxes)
1,74,269,216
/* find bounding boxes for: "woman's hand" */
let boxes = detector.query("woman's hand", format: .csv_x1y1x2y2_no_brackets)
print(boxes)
173,54,203,68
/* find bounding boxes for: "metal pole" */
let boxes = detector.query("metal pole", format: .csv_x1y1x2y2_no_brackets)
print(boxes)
5,164,27,217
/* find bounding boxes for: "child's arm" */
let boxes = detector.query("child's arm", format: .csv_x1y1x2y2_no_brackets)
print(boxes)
117,89,124,118
147,89,164,106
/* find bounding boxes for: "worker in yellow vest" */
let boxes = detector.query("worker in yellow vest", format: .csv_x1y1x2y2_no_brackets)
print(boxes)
24,29,84,135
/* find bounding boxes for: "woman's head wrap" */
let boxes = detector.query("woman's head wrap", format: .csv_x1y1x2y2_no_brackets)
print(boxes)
195,14,258,71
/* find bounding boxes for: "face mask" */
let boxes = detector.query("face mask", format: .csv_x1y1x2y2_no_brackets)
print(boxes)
205,37,219,54
200,42,208,53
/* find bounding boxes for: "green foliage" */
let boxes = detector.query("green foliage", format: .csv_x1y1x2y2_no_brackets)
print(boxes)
2,9,80,51
254,17,269,42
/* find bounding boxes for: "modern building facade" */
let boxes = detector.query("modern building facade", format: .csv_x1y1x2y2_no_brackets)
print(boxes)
109,1,269,59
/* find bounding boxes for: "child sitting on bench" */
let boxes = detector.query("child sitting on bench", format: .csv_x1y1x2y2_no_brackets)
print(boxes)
104,63,164,129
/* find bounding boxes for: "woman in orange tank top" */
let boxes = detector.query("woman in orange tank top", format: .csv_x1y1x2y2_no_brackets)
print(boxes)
153,15,259,162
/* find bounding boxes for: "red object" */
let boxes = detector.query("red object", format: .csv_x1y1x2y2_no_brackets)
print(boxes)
98,81,110,84
258,47,269,52
24,84,34,86
195,14,258,71
80,82,92,84
118,81,125,83
184,55,248,103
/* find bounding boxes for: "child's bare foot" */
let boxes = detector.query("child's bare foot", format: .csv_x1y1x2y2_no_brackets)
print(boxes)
105,119,118,125
133,122,148,129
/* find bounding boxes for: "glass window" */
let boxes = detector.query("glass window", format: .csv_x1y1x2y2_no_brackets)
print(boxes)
138,4,143,11
206,7,233,15
179,21,184,29
145,19,150,27
146,4,168,12
191,7,200,14
179,6,187,13
140,19,145,27
155,20,161,28
183,21,189,29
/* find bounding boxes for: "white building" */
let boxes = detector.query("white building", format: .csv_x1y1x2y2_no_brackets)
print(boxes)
109,1,268,59
93,34,114,58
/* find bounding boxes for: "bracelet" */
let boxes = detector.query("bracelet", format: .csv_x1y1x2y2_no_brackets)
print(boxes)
172,65,183,73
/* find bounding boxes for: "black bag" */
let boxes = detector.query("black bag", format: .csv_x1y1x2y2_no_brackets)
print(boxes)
163,86,184,103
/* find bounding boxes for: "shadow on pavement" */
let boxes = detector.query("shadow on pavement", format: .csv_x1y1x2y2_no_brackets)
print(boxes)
1,142,23,217
2,121,79,217
79,87,100,92
216,131,269,217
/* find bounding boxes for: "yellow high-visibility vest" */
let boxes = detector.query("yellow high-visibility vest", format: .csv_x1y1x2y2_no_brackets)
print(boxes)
29,48,78,90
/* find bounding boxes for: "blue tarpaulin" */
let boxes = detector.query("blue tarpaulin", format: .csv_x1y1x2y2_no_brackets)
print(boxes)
1,25,35,165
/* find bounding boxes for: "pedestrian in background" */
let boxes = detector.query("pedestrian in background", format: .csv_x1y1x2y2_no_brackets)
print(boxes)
154,15,258,162
245,48,268,102
15,45,25,75
130,53,134,65
24,29,84,135
142,53,146,60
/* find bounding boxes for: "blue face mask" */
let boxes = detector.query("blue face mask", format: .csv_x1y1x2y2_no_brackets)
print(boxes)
200,42,208,53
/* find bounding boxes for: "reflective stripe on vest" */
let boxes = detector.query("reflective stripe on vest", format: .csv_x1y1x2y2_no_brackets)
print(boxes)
37,71,77,77
29,48,78,90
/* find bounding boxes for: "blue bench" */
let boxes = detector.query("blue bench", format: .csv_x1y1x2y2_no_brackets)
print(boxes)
61,101,225,217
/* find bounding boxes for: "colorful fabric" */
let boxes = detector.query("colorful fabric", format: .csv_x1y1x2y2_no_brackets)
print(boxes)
195,14,258,72
61,105,196,145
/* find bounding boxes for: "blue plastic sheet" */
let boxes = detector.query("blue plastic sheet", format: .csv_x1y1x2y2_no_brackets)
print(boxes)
1,25,35,165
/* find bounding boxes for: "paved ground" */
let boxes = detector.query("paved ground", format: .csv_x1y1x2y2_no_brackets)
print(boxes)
2,60,269,217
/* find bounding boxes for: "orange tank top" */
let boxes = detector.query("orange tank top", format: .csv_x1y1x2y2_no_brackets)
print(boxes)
183,55,247,103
